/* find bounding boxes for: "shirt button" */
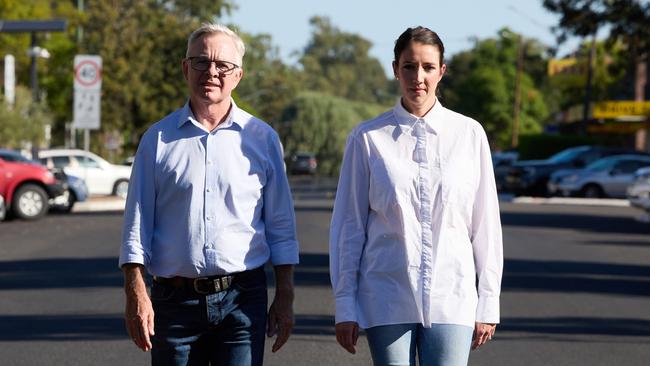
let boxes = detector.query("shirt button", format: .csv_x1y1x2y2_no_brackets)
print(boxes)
207,160,213,165
206,188,211,192
206,216,211,221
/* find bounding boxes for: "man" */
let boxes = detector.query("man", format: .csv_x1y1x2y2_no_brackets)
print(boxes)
119,23,299,365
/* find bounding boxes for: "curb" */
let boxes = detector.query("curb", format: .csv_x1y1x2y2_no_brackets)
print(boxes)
72,194,632,214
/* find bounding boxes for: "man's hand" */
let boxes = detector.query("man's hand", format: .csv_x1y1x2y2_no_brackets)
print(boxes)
335,321,359,354
123,264,155,352
267,265,295,352
472,322,496,350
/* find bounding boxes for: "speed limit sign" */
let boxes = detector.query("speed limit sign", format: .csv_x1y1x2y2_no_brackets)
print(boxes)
74,55,102,91
73,55,102,129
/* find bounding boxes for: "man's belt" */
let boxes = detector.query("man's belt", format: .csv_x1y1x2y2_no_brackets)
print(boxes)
153,267,262,295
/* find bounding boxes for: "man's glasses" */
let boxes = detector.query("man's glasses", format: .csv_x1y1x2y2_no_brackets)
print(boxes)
186,57,239,74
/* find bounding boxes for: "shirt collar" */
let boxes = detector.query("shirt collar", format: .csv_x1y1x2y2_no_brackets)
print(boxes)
393,98,444,135
177,98,244,131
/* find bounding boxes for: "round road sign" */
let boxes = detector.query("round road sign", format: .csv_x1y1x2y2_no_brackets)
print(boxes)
74,59,101,87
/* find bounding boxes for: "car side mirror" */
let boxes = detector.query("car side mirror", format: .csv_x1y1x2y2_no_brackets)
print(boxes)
610,168,621,176
574,160,585,168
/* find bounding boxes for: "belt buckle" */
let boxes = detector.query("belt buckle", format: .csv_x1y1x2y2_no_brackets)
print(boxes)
193,277,209,294
193,276,231,294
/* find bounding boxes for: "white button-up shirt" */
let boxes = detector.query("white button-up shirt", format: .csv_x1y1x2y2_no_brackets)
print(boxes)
330,99,503,329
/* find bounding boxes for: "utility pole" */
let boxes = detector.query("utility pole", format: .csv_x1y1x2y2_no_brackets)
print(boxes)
512,35,524,149
581,34,596,135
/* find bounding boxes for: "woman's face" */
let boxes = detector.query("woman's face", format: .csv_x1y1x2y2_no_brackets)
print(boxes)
392,41,446,116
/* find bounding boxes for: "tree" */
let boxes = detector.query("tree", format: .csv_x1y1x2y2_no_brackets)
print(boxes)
234,30,304,127
299,16,396,106
0,86,52,148
543,0,650,99
443,28,548,149
280,92,387,175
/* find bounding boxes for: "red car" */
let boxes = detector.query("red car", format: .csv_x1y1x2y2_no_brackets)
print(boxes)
0,149,66,220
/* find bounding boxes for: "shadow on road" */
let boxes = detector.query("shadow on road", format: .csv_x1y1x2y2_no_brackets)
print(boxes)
499,316,650,337
501,211,650,235
0,314,126,341
0,257,122,290
504,258,650,296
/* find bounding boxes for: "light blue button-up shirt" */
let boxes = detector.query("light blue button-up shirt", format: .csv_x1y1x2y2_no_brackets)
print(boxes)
119,100,299,277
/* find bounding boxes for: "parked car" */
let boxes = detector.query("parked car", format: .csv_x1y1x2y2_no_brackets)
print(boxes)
504,146,637,196
0,149,87,212
627,167,650,214
49,170,89,212
0,149,66,220
286,152,317,175
0,194,5,221
38,149,131,198
492,151,519,191
551,155,650,198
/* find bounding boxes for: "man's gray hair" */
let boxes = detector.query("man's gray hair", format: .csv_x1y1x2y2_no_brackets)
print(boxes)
186,23,246,66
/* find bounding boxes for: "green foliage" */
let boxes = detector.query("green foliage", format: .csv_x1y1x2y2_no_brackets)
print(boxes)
234,30,303,127
279,92,387,175
443,28,547,150
0,86,52,148
299,16,396,106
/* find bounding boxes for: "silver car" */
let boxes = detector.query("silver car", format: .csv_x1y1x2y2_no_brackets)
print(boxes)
555,155,650,198
627,167,650,213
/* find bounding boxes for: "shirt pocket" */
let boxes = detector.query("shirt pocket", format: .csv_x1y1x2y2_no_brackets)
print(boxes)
368,158,400,213
441,166,475,230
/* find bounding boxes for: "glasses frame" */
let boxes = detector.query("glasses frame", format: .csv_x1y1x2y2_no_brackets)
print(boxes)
185,57,240,75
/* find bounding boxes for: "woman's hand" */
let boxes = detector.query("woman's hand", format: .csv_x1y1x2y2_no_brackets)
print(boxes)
472,322,496,350
335,321,360,354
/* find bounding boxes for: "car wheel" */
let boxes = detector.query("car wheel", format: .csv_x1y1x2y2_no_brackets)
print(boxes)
12,184,49,220
61,191,77,213
582,184,604,198
113,179,129,199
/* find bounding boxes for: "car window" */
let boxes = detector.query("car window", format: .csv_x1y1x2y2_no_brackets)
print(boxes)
578,151,604,165
51,156,71,168
586,158,617,172
615,160,644,174
74,155,101,168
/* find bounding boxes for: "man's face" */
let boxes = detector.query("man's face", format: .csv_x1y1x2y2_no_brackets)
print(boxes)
183,33,243,105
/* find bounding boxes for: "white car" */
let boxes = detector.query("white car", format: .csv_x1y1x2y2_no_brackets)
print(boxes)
38,149,131,198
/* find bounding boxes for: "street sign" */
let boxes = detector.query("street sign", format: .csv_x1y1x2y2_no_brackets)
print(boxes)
593,101,650,119
4,54,14,105
73,55,102,129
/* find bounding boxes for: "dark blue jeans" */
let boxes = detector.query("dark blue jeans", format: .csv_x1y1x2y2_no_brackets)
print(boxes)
151,268,268,366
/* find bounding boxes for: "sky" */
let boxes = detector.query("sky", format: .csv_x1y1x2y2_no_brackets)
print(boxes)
223,0,589,76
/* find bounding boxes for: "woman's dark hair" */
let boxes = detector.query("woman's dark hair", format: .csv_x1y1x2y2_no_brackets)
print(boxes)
393,26,445,65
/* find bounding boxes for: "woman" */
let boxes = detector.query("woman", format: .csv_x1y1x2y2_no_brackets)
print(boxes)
329,26,503,366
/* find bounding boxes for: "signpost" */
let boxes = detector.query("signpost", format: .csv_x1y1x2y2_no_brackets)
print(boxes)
3,54,15,106
72,55,102,157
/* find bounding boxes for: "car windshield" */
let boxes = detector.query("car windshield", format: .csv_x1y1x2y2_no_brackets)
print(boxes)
585,158,617,172
547,147,589,163
0,151,33,163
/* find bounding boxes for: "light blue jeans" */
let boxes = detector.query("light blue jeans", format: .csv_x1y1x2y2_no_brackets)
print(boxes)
365,323,473,366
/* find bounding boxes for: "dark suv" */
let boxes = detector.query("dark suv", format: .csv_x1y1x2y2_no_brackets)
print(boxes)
504,146,636,196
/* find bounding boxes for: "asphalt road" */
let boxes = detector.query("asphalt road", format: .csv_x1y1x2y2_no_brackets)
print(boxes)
0,196,649,365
